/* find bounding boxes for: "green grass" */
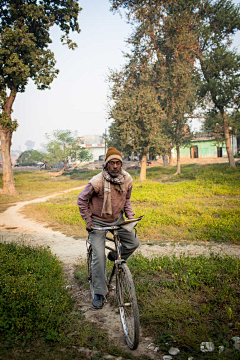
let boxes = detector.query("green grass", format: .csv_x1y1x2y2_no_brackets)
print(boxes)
23,163,240,243
127,253,240,359
0,242,73,340
75,252,240,359
0,171,86,212
0,241,143,360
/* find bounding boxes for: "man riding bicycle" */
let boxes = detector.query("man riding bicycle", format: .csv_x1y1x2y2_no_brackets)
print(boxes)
77,147,140,309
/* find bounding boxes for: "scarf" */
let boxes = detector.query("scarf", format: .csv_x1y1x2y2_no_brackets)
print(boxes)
101,168,126,216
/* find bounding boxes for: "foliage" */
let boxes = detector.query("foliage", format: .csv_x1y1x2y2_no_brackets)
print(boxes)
0,242,73,339
204,109,240,142
109,0,200,174
108,67,171,157
0,110,18,131
0,0,82,195
22,163,240,243
16,149,46,165
0,242,131,359
43,130,93,167
198,46,240,111
196,0,240,166
0,0,81,96
127,253,240,358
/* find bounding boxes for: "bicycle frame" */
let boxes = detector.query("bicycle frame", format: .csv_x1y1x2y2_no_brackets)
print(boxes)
87,227,126,294
86,216,144,350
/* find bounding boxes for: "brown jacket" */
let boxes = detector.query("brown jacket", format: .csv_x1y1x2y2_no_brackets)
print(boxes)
77,172,135,223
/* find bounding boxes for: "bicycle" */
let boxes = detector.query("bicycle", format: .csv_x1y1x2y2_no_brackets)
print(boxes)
86,216,144,350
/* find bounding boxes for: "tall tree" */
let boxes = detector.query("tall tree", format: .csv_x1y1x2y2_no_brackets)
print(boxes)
198,47,240,167
110,0,199,174
0,1,81,195
196,0,240,167
108,65,171,180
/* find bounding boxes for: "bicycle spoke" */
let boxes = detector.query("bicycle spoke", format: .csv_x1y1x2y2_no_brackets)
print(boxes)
116,263,140,350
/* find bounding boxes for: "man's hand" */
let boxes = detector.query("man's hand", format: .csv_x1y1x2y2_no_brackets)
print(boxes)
86,221,94,232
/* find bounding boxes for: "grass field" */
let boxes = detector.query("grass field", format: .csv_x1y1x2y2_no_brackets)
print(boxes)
0,242,142,360
75,252,240,359
1,164,240,359
0,171,86,212
128,253,240,359
22,163,240,243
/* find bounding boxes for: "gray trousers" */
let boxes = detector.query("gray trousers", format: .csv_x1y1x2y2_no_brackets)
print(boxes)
89,215,140,297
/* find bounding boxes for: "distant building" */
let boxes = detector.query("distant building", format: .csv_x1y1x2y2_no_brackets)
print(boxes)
173,132,237,159
76,135,106,162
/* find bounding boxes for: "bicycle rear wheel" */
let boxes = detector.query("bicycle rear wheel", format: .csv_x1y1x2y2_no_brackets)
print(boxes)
87,244,94,299
116,263,140,350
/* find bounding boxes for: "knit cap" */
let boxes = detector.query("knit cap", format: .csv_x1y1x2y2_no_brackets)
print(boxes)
105,147,123,165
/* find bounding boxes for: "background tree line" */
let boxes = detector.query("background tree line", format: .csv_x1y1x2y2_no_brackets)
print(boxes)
107,0,240,179
16,130,92,172
0,0,239,194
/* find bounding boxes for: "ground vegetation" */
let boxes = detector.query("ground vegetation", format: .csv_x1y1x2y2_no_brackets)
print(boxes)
21,163,240,243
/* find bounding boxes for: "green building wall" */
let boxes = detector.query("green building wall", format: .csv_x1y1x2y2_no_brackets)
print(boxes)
179,140,227,159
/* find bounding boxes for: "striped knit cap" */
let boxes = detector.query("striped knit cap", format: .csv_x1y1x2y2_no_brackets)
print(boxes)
105,147,123,166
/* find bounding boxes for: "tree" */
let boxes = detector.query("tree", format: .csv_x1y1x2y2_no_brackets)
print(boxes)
16,149,45,165
108,65,171,180
110,0,199,174
198,45,240,167
195,0,240,168
44,130,93,175
203,108,240,144
111,0,240,169
0,1,82,195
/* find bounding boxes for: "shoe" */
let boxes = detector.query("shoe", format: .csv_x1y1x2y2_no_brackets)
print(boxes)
92,294,104,309
108,251,117,262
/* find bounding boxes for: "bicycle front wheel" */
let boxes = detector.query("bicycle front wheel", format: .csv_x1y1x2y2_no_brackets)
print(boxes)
116,263,140,350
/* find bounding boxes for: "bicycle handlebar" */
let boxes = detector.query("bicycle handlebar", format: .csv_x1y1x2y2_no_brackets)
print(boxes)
91,216,144,232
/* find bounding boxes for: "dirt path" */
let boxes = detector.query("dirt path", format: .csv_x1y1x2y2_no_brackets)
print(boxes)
1,188,240,359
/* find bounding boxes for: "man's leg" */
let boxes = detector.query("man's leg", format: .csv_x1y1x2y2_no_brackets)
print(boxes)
117,227,140,260
89,224,107,298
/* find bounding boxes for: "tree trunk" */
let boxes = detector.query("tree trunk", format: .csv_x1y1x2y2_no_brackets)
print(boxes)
0,90,18,195
47,160,67,177
174,145,181,175
140,154,147,181
163,155,169,166
168,150,172,165
220,109,236,168
0,129,18,195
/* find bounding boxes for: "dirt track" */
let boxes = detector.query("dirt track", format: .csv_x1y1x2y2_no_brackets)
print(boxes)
1,188,240,359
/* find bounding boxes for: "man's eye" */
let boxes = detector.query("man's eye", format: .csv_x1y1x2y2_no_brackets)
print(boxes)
110,161,121,166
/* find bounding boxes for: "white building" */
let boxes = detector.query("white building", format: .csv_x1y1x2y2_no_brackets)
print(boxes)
76,135,106,162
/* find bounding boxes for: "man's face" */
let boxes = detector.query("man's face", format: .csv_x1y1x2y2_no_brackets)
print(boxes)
107,158,122,177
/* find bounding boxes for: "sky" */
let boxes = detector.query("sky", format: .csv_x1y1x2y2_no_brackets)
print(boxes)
11,0,240,152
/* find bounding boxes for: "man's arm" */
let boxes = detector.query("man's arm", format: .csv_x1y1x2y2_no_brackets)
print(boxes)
124,186,135,219
77,183,95,231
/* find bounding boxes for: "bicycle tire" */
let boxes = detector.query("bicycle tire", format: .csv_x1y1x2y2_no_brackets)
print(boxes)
116,263,140,350
87,244,94,299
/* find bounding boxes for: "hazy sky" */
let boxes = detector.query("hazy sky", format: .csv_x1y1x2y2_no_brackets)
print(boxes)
11,0,240,151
